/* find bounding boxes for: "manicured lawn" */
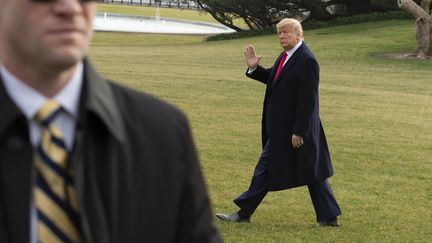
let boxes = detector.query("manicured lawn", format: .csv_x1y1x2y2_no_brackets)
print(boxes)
89,14,432,242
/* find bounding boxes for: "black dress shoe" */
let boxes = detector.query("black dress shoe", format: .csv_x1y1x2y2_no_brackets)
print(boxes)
318,219,341,227
215,212,250,223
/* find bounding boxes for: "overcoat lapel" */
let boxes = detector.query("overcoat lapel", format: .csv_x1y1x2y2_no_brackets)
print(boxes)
0,76,33,243
73,58,125,243
269,53,284,81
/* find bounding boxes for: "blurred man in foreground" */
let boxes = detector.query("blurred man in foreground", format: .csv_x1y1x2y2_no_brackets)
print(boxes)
0,0,221,242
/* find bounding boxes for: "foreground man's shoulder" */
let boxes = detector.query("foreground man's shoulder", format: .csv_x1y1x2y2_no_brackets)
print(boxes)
108,81,187,122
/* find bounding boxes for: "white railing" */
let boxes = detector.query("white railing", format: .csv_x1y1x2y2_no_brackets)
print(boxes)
97,0,199,9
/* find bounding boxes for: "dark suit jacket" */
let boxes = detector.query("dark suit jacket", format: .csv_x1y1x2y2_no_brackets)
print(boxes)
246,42,334,191
0,59,221,243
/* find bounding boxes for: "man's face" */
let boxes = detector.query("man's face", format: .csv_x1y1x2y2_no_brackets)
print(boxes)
0,0,97,71
278,25,300,50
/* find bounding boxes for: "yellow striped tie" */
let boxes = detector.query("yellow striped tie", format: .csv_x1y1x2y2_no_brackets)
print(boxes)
34,100,82,243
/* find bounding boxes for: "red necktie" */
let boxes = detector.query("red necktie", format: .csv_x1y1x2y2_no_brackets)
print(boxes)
274,52,287,80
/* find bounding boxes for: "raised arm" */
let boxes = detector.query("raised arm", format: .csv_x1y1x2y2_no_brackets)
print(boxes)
244,45,271,84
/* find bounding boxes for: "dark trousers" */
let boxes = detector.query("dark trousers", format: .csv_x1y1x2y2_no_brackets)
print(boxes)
233,141,341,222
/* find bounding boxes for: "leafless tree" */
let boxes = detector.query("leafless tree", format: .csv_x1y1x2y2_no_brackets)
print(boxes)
398,0,432,58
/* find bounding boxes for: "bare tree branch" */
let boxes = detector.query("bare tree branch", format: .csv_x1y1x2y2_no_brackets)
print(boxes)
196,0,244,31
399,0,429,19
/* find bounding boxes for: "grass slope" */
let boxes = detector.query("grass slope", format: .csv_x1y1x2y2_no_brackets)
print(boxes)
90,18,432,242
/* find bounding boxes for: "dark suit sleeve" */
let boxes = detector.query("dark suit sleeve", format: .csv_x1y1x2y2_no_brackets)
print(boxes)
175,114,222,243
245,65,272,84
294,58,319,138
0,186,7,243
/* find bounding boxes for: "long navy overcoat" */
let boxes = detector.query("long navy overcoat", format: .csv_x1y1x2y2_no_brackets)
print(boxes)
246,42,334,191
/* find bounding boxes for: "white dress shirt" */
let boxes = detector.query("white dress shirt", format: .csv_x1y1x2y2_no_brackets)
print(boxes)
248,40,303,74
0,63,84,243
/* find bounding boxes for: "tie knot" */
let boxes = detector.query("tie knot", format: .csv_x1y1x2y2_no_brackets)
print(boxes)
280,52,288,61
35,100,62,126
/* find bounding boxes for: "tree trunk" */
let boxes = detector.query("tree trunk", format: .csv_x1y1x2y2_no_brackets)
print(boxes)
421,0,431,11
398,0,432,58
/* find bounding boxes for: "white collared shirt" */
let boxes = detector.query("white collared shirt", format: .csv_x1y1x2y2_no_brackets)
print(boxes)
282,40,303,66
0,63,84,243
248,40,303,74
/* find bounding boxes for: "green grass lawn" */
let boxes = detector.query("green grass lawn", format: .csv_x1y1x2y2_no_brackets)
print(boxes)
89,16,432,242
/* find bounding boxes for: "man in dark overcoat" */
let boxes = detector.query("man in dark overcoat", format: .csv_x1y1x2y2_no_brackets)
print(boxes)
0,0,221,242
216,18,342,226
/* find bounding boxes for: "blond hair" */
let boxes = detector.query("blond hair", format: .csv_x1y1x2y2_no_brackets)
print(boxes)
276,18,303,38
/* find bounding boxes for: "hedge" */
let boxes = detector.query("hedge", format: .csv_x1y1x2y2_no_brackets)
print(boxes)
206,10,413,41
